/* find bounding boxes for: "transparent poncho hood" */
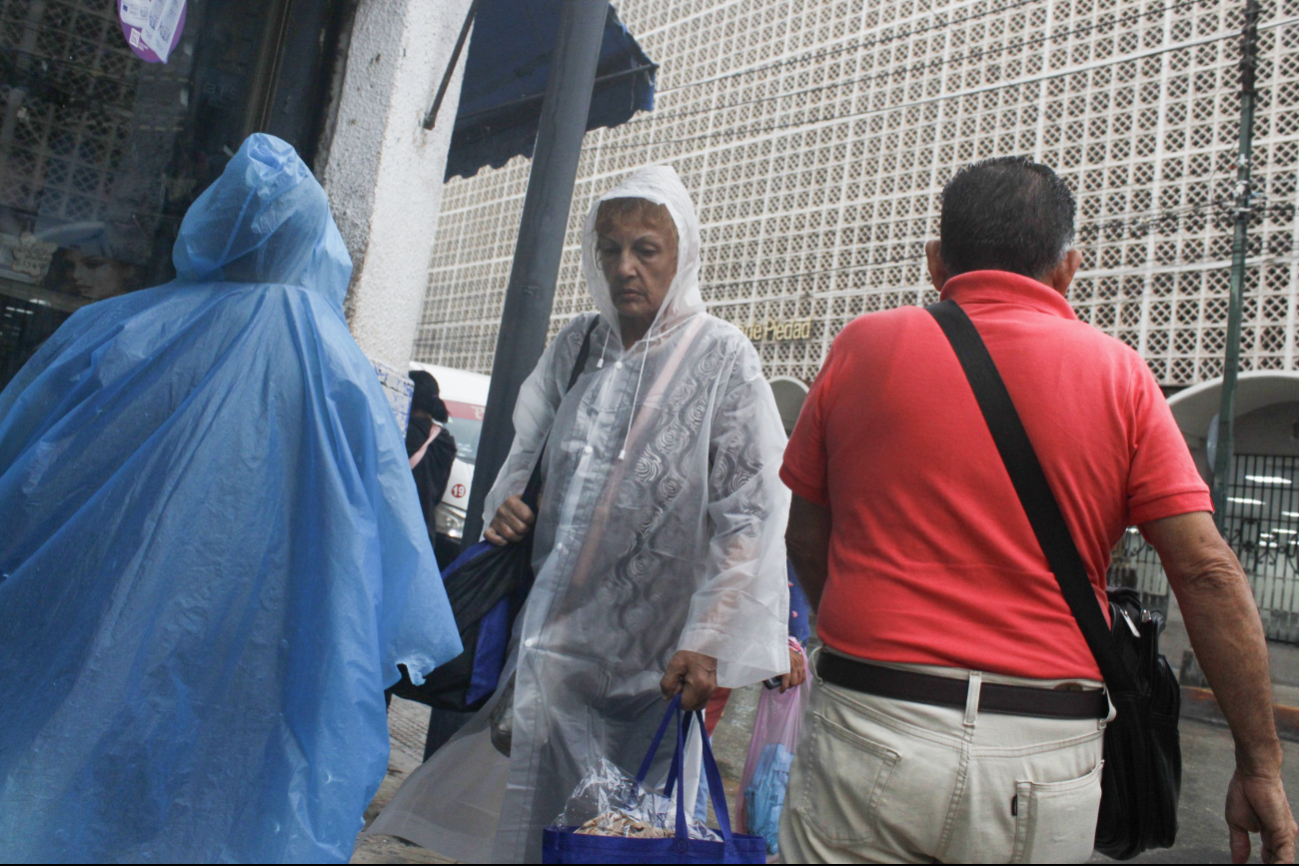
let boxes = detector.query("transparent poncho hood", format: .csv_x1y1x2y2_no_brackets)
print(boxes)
581,164,705,342
172,133,353,308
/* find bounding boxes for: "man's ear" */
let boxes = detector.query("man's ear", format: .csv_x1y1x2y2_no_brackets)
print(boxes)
1046,248,1084,296
925,240,948,292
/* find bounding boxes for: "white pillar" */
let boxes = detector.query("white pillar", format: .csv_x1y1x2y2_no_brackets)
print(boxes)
319,0,474,370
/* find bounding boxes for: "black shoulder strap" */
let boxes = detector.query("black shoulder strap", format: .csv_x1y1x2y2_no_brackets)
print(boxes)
926,300,1133,693
520,316,601,508
567,316,602,391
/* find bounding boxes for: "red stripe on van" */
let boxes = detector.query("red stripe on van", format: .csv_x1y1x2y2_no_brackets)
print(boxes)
444,399,485,421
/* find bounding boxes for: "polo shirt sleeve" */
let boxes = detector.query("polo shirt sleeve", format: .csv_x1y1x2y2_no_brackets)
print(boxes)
1126,359,1213,526
781,340,839,505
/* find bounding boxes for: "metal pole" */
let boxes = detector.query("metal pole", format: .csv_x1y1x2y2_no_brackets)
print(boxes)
1211,0,1262,525
462,1,607,547
423,0,480,130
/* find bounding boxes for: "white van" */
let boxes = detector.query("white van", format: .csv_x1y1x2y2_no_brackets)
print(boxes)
408,362,490,564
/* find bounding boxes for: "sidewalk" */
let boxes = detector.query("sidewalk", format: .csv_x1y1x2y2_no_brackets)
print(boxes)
352,698,453,865
359,685,1299,864
1089,717,1299,864
349,690,761,865
1159,591,1299,741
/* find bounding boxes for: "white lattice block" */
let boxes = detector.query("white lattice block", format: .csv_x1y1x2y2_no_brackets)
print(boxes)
416,0,1299,388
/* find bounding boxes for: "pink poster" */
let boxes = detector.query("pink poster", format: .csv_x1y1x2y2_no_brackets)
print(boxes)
118,0,187,64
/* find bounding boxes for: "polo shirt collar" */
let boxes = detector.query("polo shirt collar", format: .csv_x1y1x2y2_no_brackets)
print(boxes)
939,270,1079,322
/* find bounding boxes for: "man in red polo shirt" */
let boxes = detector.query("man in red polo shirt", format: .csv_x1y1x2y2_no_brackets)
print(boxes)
780,157,1296,863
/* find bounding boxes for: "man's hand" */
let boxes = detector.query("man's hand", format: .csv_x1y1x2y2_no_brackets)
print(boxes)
780,647,806,693
484,495,535,546
660,650,718,711
1228,770,1298,864
1144,512,1295,863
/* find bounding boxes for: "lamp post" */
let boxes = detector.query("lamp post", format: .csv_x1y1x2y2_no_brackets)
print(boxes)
1210,0,1262,525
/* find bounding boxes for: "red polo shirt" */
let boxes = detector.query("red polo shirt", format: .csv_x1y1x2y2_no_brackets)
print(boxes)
781,271,1212,680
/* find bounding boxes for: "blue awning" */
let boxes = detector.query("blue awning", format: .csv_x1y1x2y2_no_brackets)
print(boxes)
445,1,656,181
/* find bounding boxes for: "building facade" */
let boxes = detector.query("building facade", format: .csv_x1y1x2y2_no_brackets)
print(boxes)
415,0,1299,392
0,0,473,387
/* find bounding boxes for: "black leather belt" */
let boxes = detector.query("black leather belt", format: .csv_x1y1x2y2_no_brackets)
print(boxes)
817,652,1109,720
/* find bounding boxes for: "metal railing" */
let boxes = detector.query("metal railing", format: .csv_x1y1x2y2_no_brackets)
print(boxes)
1109,453,1299,644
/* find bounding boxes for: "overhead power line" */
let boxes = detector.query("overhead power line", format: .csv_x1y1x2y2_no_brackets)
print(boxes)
633,0,1203,127
699,196,1271,294
597,16,1299,151
654,0,1044,96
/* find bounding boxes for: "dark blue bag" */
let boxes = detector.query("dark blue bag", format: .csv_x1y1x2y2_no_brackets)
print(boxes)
542,695,767,864
388,536,534,710
389,319,600,711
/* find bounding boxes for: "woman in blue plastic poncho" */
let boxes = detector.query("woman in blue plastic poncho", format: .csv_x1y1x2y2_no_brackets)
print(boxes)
0,134,462,863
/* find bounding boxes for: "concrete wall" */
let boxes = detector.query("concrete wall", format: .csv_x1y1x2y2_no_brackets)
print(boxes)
318,0,473,369
1234,402,1299,457
1184,400,1299,487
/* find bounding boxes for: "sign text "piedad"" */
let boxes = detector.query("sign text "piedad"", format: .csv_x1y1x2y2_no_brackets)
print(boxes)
742,319,813,342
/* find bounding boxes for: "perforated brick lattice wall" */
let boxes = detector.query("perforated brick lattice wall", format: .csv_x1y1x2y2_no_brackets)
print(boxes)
0,1,140,230
415,0,1299,387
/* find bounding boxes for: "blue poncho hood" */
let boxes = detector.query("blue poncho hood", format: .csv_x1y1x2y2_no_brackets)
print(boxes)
172,133,353,303
0,134,461,864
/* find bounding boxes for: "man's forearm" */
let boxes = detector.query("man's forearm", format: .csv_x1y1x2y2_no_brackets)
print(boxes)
1147,512,1296,862
1146,512,1282,773
788,546,828,612
1174,551,1282,774
786,494,832,613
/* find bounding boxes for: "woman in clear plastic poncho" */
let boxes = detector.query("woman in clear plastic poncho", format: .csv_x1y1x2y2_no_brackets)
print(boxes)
371,165,790,863
0,134,461,863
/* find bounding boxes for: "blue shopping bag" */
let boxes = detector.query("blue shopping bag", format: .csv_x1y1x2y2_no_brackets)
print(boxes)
542,695,767,864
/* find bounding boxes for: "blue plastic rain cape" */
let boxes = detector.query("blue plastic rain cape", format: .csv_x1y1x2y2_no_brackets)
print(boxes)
0,134,462,864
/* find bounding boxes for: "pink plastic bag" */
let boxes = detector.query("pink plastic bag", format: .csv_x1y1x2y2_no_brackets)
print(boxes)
736,651,810,856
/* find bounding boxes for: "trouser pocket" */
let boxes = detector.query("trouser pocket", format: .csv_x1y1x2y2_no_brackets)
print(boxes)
793,711,901,844
1010,760,1104,864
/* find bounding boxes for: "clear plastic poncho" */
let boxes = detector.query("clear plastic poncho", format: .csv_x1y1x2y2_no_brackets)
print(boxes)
0,134,462,864
368,165,790,863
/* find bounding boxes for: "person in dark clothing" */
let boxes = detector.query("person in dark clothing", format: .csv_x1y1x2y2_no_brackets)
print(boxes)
406,371,457,536
403,370,477,754
386,371,463,714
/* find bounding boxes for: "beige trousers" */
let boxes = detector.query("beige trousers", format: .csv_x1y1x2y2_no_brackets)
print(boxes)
779,655,1109,864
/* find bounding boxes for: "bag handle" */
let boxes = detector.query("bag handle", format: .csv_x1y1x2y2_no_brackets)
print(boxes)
693,712,739,848
520,316,601,510
635,695,739,853
635,693,681,784
925,300,1134,694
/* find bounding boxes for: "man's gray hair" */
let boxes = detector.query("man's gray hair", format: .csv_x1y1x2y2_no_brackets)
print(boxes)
939,156,1076,279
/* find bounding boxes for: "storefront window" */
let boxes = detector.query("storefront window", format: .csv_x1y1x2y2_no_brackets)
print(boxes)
0,0,296,388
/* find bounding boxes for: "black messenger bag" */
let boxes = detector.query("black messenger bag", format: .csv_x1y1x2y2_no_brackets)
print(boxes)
927,299,1181,860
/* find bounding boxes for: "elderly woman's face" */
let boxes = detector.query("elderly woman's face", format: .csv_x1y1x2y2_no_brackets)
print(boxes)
596,201,679,333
